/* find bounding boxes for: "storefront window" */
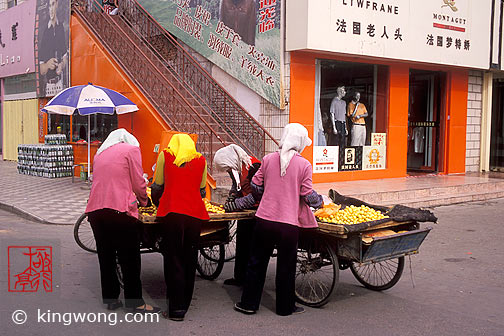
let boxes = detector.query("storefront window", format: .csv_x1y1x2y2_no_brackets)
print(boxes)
48,113,70,141
313,59,389,173
71,113,117,143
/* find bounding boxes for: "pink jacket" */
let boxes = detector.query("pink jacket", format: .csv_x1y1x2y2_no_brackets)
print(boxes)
252,152,318,228
85,143,148,219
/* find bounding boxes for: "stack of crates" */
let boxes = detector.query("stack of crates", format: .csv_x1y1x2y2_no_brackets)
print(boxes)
17,135,74,178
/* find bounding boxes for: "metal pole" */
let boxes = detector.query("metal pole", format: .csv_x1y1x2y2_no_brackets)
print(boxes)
87,114,91,184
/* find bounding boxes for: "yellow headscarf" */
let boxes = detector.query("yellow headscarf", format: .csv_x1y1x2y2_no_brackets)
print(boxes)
166,134,202,167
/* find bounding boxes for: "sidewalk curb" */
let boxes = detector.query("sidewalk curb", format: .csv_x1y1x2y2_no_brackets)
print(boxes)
0,202,73,225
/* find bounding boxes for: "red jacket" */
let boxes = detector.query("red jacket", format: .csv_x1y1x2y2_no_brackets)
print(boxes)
156,151,209,220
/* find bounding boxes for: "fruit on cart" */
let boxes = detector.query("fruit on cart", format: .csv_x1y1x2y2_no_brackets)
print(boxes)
139,205,157,216
203,198,225,214
316,204,389,225
314,202,341,217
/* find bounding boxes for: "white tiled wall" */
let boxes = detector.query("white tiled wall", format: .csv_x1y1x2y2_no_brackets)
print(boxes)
0,0,7,12
259,50,291,154
466,70,483,172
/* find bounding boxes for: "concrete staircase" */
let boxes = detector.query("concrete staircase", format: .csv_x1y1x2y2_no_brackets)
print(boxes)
350,180,504,208
313,174,504,209
210,173,504,209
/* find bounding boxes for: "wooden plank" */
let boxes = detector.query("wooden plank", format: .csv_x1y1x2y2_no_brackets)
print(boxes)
139,210,256,224
209,210,256,221
316,220,409,235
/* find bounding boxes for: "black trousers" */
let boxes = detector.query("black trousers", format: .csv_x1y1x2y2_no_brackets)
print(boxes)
233,218,256,282
328,120,347,148
240,218,299,316
88,209,144,308
159,213,203,314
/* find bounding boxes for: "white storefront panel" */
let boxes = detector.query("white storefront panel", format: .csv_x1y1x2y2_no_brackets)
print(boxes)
287,0,492,69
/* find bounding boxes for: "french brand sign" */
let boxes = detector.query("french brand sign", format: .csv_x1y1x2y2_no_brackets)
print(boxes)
287,0,491,69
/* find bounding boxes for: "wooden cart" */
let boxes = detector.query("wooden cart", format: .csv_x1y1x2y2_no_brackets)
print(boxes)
73,210,256,280
74,208,432,307
295,218,432,307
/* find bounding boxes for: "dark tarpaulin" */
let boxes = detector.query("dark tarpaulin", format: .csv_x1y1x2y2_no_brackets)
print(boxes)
327,189,438,233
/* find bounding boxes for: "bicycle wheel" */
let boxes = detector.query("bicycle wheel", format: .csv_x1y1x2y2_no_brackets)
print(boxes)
224,220,237,261
196,244,225,280
74,213,97,253
350,257,405,291
295,238,338,308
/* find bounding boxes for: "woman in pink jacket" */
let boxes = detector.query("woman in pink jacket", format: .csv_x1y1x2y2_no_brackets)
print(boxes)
234,123,322,316
85,129,160,314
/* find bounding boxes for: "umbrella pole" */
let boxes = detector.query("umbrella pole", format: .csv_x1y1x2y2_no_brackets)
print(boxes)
87,114,91,185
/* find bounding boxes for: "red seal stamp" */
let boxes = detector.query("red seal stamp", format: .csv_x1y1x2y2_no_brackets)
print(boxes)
8,246,53,292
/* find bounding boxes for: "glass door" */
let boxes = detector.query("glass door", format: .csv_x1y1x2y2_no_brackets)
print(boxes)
490,78,504,172
407,69,443,173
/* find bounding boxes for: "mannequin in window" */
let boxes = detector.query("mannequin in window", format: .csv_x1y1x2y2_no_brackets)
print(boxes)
328,86,347,148
347,92,368,146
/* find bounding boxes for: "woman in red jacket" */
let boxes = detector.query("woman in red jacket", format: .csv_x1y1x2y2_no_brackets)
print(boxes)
213,144,261,286
151,134,209,321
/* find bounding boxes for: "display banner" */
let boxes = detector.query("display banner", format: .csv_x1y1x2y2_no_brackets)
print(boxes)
362,145,386,170
371,133,386,147
287,0,492,69
35,0,70,97
0,0,36,78
137,0,282,108
313,146,339,173
338,146,363,171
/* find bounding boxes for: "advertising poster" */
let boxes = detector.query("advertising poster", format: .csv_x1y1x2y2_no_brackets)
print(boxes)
35,0,70,97
338,146,362,171
0,0,36,78
137,0,282,108
371,133,386,147
362,145,386,170
313,146,339,173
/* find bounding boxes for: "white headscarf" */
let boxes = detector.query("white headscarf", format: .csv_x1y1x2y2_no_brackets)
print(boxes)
213,144,252,191
96,128,140,155
213,144,252,172
279,123,312,176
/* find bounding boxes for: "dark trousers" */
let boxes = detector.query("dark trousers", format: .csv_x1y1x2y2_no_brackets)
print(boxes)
240,218,299,316
159,213,203,314
234,218,256,282
88,209,144,308
328,120,346,148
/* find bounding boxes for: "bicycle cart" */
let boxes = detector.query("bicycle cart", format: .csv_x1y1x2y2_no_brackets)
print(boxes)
73,210,256,280
74,191,435,308
294,190,435,308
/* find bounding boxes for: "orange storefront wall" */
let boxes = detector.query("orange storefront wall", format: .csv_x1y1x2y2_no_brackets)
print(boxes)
289,51,468,183
70,15,170,174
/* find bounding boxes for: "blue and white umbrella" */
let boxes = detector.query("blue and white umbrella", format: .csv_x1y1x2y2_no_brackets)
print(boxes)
42,83,138,115
42,84,139,181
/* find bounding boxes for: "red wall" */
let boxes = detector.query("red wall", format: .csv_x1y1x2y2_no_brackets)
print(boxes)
70,15,169,175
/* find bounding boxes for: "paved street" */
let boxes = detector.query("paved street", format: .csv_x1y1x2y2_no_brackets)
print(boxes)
1,199,504,336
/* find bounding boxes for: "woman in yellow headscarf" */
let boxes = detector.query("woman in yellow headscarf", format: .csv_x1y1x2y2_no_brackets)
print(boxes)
151,134,209,321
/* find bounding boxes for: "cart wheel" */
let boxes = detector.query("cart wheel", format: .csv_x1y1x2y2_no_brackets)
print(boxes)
295,238,338,308
350,257,405,291
224,220,237,261
74,213,97,253
196,244,225,280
